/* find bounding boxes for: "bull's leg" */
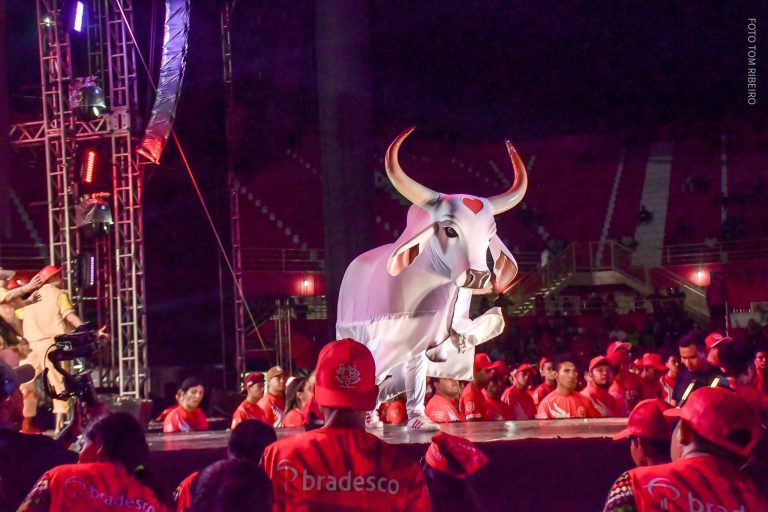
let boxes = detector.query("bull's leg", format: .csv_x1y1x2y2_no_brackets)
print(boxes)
377,364,406,406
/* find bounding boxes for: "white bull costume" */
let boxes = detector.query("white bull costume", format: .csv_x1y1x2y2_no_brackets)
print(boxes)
336,127,528,427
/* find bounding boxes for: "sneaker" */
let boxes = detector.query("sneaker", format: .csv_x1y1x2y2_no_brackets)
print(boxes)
365,410,384,428
406,414,440,431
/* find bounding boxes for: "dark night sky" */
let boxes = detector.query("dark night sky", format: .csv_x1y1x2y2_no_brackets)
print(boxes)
5,1,767,366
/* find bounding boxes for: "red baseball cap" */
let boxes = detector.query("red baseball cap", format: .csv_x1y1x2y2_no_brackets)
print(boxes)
705,332,732,351
474,353,497,372
606,341,632,366
613,399,674,441
641,353,667,371
424,432,489,479
514,363,537,374
589,356,612,372
242,372,264,391
538,357,551,371
664,387,761,458
314,338,378,411
37,264,62,284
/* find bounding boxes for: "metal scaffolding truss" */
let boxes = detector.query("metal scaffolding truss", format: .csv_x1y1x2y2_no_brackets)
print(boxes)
20,0,147,397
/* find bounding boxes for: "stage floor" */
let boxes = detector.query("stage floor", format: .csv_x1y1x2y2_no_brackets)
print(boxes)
146,417,628,451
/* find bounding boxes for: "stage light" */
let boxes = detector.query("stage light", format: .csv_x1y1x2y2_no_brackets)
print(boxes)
696,269,704,280
82,148,98,184
41,15,54,27
69,76,107,121
75,194,113,238
302,279,310,288
72,1,85,33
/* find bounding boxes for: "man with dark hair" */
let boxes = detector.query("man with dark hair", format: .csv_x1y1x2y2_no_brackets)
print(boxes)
163,377,209,433
536,354,600,419
425,377,461,423
603,387,764,511
612,399,674,467
501,363,537,420
189,459,273,512
582,356,625,417
755,343,767,394
531,357,556,407
261,339,431,511
672,331,726,405
175,419,277,512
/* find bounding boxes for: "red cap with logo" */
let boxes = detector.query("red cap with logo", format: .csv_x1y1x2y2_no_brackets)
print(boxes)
664,387,761,458
606,341,632,366
474,353,497,372
641,353,667,371
613,399,674,441
314,338,378,411
242,372,264,391
589,356,612,372
514,363,537,375
705,332,732,351
424,432,489,479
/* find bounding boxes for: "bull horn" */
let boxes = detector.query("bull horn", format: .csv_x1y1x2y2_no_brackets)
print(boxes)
488,141,528,215
385,127,439,207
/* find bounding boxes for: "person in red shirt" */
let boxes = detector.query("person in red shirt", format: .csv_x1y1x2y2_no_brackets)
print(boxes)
638,353,666,399
232,372,270,429
459,354,499,421
261,338,431,511
422,432,489,511
258,366,287,428
175,419,277,512
536,354,600,419
425,377,461,423
612,399,674,467
603,387,764,512
483,364,515,420
659,352,679,403
18,412,165,512
384,394,407,425
501,363,537,419
282,376,310,428
606,341,642,412
755,345,768,394
163,377,209,433
531,357,556,407
300,370,325,430
582,356,625,417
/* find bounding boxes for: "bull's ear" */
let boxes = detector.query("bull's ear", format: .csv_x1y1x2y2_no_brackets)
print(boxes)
489,235,518,292
387,224,437,276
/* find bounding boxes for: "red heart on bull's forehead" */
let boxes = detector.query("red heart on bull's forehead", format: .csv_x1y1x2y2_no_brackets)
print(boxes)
462,197,483,214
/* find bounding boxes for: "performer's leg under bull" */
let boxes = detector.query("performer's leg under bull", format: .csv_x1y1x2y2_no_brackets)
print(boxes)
21,338,70,420
377,352,438,430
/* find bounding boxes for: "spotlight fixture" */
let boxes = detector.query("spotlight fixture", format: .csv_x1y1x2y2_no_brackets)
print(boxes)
81,147,98,184
72,1,85,33
75,193,113,238
69,76,107,121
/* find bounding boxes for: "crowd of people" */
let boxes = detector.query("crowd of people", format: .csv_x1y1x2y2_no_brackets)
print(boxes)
2,265,767,510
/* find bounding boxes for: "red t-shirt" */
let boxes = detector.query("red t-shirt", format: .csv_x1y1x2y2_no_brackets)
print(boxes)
536,389,601,419
609,370,642,411
283,408,305,428
501,385,537,420
459,382,488,421
232,399,270,429
604,456,764,512
531,382,555,406
163,405,209,433
581,384,626,417
425,394,461,423
258,393,286,428
639,377,663,400
174,471,199,512
262,427,432,511
17,462,163,512
482,389,515,420
660,374,675,403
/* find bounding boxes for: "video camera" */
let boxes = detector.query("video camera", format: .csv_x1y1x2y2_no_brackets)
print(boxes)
43,322,105,406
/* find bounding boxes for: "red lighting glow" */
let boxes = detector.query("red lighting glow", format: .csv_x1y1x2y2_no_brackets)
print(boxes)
83,149,97,184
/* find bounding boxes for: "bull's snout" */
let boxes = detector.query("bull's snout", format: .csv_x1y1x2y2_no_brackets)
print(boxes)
459,269,491,289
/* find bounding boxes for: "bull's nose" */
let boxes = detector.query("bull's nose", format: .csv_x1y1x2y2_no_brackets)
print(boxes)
460,269,491,289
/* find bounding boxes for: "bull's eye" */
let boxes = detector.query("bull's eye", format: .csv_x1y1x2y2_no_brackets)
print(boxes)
445,226,458,238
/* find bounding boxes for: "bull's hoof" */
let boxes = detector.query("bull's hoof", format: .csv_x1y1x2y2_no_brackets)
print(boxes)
407,414,440,431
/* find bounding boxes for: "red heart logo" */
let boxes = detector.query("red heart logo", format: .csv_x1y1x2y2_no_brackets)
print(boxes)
462,197,483,214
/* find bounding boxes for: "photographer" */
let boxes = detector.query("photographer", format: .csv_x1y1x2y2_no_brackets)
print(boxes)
21,265,85,433
17,412,165,512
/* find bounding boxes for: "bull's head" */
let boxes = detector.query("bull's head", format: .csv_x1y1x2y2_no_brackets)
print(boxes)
385,127,527,292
